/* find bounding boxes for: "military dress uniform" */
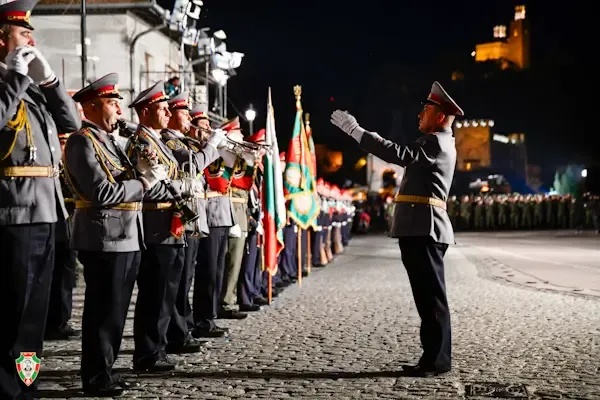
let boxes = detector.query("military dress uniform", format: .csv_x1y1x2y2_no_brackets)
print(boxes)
219,119,254,319
192,115,237,338
126,82,196,371
160,95,219,352
0,1,82,397
331,81,462,376
65,74,177,394
235,129,267,309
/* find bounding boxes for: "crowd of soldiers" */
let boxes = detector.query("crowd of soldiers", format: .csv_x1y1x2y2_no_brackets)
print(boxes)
447,193,600,232
0,2,355,396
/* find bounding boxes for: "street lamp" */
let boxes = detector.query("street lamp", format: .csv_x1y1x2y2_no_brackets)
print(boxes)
245,104,256,133
582,169,587,178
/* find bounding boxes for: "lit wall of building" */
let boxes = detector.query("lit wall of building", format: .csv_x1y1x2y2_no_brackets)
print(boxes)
454,120,494,171
472,5,530,69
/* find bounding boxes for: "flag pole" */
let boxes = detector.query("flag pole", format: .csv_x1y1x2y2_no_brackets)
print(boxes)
297,227,302,287
307,228,312,275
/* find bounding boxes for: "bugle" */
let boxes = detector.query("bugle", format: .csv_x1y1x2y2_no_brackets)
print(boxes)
193,125,273,156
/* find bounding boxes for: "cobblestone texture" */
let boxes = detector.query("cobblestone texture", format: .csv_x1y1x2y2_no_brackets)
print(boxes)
38,234,600,399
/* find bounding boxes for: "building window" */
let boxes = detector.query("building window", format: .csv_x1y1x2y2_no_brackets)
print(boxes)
144,52,153,88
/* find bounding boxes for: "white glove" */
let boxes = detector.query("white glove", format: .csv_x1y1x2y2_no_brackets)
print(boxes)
330,110,365,143
5,47,36,77
136,156,157,175
180,178,203,199
141,164,168,189
219,150,237,168
229,224,242,238
241,151,255,166
206,128,227,149
26,46,56,85
256,222,264,235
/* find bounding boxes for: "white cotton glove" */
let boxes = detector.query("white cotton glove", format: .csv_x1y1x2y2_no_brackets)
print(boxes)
256,221,264,235
26,46,56,85
330,110,365,143
229,224,242,238
241,151,255,166
206,128,227,149
136,156,156,175
219,150,237,168
141,164,168,189
179,178,203,199
5,47,36,77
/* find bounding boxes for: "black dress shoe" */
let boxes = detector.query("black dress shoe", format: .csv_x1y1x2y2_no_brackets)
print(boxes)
44,323,81,340
239,304,261,312
133,359,175,372
191,326,228,338
166,337,203,354
253,296,269,306
114,377,135,389
83,383,124,397
401,364,450,378
217,310,248,319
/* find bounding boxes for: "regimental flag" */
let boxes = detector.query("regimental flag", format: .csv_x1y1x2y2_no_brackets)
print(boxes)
261,88,287,276
205,158,235,194
231,159,255,190
283,86,320,229
304,112,322,215
304,113,317,178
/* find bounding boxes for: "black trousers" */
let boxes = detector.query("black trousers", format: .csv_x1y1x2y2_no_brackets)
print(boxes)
0,223,55,399
251,245,264,299
193,227,228,328
167,234,200,344
238,231,258,306
310,227,321,266
398,236,451,370
281,224,297,280
46,241,77,331
134,245,185,364
79,250,140,389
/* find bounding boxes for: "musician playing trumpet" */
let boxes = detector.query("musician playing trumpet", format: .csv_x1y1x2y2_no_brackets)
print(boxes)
126,81,204,373
160,94,225,353
64,73,181,395
190,114,240,338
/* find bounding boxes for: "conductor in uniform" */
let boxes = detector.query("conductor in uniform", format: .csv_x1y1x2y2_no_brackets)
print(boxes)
0,0,81,397
65,73,173,396
331,81,461,377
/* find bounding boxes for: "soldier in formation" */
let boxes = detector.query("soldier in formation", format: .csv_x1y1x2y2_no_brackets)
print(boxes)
0,0,81,396
448,193,600,232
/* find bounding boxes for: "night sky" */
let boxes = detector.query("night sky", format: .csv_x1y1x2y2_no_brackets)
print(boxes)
160,0,590,185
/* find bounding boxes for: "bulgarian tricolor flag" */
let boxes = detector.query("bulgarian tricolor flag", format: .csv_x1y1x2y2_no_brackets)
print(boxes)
261,88,286,276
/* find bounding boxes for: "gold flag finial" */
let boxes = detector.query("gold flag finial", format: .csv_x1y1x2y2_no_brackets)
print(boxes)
294,85,302,109
305,113,311,128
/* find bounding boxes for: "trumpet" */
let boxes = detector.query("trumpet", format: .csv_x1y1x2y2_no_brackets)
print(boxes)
192,125,273,157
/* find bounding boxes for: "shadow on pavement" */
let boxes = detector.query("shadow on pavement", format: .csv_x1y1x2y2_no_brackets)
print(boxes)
37,368,409,398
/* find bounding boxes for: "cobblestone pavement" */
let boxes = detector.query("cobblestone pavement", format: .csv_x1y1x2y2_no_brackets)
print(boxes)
39,233,600,399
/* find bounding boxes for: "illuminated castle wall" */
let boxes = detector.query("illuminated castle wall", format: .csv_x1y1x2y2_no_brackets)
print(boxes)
474,5,530,69
454,119,527,177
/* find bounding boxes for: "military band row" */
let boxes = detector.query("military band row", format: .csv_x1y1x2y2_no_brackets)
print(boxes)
0,16,354,396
